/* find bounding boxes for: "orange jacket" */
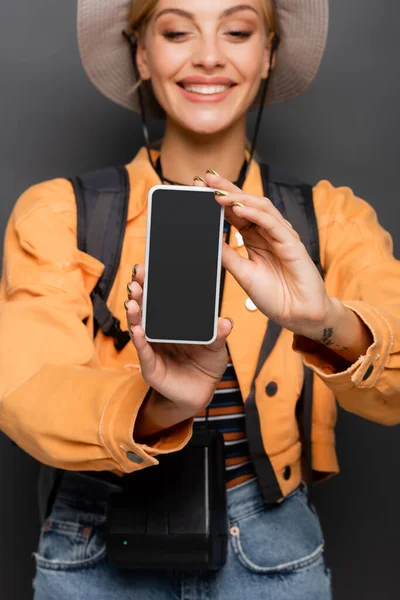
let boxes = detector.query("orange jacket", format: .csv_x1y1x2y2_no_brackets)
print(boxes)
1,148,400,497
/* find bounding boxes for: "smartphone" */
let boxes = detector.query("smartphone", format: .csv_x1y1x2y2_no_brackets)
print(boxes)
142,185,224,344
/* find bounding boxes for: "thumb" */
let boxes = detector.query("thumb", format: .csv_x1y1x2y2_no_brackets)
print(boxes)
207,316,234,350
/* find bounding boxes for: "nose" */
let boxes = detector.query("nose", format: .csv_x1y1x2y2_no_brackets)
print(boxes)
192,34,226,70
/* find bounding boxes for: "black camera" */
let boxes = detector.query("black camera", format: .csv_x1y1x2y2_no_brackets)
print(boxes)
106,427,228,571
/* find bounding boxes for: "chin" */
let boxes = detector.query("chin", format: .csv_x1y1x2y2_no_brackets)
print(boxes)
173,107,239,137
182,120,233,136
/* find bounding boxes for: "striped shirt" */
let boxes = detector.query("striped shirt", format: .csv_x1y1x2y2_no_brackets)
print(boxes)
194,220,257,490
194,354,256,489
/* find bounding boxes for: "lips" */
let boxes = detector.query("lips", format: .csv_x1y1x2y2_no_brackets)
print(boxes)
177,76,236,96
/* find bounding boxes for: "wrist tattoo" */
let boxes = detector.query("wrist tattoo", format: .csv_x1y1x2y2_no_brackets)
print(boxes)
321,328,334,346
321,327,348,350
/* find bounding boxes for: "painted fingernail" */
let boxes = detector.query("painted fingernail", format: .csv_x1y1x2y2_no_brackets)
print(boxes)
207,169,219,176
232,201,245,208
132,264,139,278
215,189,229,197
130,325,135,335
127,283,132,295
194,175,206,183
124,299,130,311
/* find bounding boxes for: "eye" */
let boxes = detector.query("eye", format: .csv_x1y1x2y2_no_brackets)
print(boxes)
227,31,253,40
163,31,188,40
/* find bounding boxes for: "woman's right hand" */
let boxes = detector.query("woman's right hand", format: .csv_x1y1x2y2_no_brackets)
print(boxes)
125,264,233,435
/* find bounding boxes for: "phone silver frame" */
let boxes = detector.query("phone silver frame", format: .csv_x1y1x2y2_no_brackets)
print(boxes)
142,184,225,345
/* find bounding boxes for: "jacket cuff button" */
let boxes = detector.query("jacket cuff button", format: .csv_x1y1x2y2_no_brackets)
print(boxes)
126,451,144,464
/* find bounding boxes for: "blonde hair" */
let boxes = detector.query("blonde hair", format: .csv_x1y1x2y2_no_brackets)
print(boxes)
129,0,280,38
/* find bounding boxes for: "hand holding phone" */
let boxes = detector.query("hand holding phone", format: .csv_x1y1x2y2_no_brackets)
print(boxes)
125,264,233,434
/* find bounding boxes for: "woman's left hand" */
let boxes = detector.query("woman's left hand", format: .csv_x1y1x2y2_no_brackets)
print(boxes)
196,170,333,337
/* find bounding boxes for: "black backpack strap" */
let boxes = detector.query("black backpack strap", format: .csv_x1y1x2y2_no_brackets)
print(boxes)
70,166,131,351
261,164,324,279
245,163,323,505
245,319,283,505
264,164,324,505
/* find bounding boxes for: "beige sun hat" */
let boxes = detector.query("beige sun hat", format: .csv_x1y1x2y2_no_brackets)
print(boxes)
77,0,329,118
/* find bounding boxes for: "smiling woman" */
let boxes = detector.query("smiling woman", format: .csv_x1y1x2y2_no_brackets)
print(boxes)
2,0,400,599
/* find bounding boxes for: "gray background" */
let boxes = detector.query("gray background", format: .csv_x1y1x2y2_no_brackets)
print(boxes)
1,1,400,598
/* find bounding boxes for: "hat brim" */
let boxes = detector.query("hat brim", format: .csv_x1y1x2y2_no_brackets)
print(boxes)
78,0,329,118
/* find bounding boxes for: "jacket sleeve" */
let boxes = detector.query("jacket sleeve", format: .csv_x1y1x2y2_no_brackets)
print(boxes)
0,179,192,473
292,180,400,425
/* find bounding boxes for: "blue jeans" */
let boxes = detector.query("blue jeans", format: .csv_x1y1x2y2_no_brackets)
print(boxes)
33,472,332,600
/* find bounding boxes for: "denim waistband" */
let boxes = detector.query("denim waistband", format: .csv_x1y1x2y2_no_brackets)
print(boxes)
226,478,269,520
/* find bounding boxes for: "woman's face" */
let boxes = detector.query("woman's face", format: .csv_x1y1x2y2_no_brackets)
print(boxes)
136,0,272,135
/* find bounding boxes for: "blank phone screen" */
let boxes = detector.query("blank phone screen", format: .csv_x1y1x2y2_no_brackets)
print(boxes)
143,186,224,343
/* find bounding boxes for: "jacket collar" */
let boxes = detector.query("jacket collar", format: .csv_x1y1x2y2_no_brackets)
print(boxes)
125,147,162,222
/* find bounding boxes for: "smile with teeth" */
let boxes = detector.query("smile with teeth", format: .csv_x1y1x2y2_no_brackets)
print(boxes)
180,84,233,95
